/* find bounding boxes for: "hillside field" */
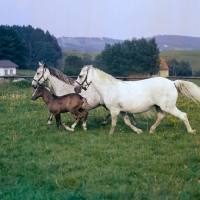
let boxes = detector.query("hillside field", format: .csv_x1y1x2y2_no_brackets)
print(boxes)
1,80,200,199
160,50,200,73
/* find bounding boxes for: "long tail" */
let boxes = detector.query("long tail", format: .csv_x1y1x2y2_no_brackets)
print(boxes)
174,80,200,105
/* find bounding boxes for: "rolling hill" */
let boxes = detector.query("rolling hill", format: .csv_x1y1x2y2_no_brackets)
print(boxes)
57,35,200,52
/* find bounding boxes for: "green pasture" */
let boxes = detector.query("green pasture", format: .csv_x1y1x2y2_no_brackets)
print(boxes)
1,80,200,199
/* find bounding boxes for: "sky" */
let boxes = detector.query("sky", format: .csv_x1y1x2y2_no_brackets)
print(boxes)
1,0,200,40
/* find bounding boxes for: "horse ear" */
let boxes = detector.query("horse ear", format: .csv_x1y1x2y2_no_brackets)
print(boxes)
38,61,42,66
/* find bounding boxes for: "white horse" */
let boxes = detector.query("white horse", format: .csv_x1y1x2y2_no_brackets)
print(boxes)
74,65,200,134
31,62,137,125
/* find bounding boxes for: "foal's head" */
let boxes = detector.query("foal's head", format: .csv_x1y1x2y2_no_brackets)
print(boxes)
31,85,51,101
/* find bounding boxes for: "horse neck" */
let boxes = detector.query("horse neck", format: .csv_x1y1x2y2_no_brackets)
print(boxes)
89,68,117,96
47,74,74,95
41,88,54,105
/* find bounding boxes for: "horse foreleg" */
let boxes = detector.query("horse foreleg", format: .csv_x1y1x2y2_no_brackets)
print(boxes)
109,110,120,134
62,123,74,131
47,112,53,124
55,114,61,131
149,106,165,133
121,112,142,134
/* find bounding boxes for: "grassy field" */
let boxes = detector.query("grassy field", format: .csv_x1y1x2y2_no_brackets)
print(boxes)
1,80,200,199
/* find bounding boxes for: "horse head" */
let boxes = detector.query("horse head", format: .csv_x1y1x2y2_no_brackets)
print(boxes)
74,65,91,93
31,61,49,89
31,85,44,101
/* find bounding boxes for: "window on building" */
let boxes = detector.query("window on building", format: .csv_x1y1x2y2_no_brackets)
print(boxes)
5,70,8,75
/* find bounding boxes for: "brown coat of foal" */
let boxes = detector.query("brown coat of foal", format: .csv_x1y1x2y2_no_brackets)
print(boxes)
31,85,90,131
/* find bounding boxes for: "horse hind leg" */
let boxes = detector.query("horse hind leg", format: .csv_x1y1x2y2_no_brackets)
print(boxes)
121,112,142,134
102,112,110,125
164,106,196,134
81,110,88,131
149,106,165,133
70,110,84,131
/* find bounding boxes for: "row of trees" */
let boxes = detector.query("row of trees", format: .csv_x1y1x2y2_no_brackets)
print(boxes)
0,25,62,69
167,59,192,76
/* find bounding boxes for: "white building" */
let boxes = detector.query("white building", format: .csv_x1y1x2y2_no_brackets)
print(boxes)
0,60,18,76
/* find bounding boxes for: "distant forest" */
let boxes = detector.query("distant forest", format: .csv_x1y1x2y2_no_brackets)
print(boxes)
0,25,62,69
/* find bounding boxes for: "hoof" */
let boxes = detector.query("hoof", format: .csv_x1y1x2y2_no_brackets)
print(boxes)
149,130,154,134
47,121,52,125
136,129,142,134
189,129,196,134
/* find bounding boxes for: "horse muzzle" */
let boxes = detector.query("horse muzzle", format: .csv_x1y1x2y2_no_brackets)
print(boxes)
74,85,82,93
31,96,36,101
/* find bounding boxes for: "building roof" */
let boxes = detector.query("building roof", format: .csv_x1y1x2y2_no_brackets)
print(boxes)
0,60,19,68
159,57,169,70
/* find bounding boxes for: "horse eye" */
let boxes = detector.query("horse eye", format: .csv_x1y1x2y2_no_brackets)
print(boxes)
79,75,82,78
37,72,40,75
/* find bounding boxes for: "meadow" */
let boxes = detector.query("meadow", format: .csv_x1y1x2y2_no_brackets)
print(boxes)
1,80,200,199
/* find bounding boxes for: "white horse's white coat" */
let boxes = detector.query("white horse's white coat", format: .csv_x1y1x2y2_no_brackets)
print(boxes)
75,66,200,134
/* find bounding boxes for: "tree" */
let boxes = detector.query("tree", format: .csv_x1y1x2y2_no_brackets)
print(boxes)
94,37,160,76
0,26,28,68
64,55,83,75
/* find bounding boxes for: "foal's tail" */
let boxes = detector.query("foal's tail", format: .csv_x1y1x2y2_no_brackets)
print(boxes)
174,80,200,105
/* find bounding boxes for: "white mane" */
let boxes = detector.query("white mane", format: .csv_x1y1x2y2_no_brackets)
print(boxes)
93,67,119,86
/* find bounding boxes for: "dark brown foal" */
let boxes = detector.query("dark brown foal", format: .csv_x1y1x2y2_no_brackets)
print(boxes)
31,85,90,131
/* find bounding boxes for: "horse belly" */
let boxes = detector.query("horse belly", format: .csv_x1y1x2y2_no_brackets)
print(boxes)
104,91,153,114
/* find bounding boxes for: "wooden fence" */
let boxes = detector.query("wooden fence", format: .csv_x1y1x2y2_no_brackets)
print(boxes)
0,75,200,81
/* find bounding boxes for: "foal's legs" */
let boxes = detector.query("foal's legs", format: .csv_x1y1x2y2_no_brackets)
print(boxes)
81,110,88,131
47,112,53,124
54,114,74,131
149,106,165,133
70,110,86,131
55,114,61,131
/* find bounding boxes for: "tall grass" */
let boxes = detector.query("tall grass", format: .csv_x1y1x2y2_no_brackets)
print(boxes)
1,80,200,199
